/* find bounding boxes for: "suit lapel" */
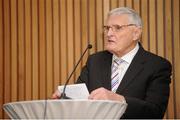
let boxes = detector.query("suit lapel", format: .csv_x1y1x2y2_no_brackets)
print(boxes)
116,46,147,93
101,51,112,90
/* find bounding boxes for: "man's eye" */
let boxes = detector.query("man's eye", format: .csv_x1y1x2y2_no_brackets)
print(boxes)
104,26,110,30
115,26,122,30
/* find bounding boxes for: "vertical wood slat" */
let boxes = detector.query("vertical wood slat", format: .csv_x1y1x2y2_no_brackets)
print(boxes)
110,0,118,9
149,0,156,54
1,0,180,119
173,0,180,118
74,0,81,81
0,0,3,117
133,0,140,15
10,0,18,102
17,0,25,101
81,0,88,66
39,0,46,99
103,0,110,53
3,0,11,109
25,0,32,100
53,0,60,88
60,0,67,84
103,0,110,23
157,0,165,57
32,0,39,99
126,0,132,8
118,0,125,7
96,0,103,51
67,0,74,84
46,0,53,98
165,0,174,118
141,0,149,50
89,0,96,53
3,0,11,118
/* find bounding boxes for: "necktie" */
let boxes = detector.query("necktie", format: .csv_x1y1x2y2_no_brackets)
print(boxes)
111,59,123,92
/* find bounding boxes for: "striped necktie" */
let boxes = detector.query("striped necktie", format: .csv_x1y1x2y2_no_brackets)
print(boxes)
111,59,123,92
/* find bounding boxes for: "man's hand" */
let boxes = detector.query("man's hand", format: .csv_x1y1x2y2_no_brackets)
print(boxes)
51,90,61,99
88,87,126,102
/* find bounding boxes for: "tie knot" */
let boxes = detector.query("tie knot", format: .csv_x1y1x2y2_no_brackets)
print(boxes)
114,58,123,66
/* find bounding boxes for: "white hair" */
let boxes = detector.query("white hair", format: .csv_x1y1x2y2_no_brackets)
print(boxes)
108,7,142,27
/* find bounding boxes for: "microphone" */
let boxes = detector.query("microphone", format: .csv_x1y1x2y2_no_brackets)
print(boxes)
60,44,92,99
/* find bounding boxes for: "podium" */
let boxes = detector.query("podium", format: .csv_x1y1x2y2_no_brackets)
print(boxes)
3,99,127,119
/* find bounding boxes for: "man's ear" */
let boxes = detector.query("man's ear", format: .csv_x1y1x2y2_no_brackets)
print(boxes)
133,27,142,41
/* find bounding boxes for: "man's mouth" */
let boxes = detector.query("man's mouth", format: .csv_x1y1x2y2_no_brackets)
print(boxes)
108,39,115,43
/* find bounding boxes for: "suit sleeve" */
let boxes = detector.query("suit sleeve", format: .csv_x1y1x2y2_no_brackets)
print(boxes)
76,65,89,84
123,59,172,118
76,57,90,85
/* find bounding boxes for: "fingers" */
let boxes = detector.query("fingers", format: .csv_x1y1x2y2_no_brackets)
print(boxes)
88,87,126,102
51,90,61,99
88,87,108,100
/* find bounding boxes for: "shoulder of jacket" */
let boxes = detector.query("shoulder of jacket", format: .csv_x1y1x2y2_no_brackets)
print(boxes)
142,49,172,68
89,50,112,58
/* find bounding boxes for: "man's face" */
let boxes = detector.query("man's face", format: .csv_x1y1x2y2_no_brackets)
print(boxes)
104,14,141,57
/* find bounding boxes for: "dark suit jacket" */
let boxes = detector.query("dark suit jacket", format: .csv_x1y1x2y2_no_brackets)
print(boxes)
76,45,172,119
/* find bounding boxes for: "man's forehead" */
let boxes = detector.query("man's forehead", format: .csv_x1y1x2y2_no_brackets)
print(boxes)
106,14,130,25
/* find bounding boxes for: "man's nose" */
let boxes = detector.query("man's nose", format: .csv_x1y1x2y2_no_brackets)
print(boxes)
107,28,114,36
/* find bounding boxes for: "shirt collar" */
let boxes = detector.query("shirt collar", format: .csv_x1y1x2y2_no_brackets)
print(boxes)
112,43,139,64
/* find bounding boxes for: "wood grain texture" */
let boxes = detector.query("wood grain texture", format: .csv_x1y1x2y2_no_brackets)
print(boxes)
0,0,179,118
10,0,18,102
32,0,39,99
173,0,180,118
3,0,11,118
59,0,67,86
74,0,81,82
0,0,3,117
39,0,46,99
24,0,32,101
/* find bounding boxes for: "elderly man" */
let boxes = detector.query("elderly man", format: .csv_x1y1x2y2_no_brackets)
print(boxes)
52,7,172,119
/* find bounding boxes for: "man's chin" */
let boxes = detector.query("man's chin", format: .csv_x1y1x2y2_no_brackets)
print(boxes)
105,46,115,53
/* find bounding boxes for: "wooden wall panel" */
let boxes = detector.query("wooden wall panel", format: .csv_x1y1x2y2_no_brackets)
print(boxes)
10,0,18,102
89,0,96,53
53,0,60,89
126,0,133,8
141,0,149,50
17,0,25,101
118,0,125,7
32,0,39,99
165,0,174,118
173,0,180,118
25,0,32,100
111,0,118,9
3,0,11,112
0,0,179,119
133,0,141,15
81,0,88,66
3,0,11,118
60,0,67,85
74,0,81,81
96,0,104,51
149,0,156,53
46,0,53,98
39,0,46,99
157,0,164,57
67,0,74,84
0,0,3,117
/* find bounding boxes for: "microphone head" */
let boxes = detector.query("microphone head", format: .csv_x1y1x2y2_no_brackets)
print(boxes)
88,44,92,49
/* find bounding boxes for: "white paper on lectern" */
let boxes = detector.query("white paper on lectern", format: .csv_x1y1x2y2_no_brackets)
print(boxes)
58,83,89,99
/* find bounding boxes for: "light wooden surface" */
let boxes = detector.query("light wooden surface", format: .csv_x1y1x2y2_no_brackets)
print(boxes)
0,0,179,118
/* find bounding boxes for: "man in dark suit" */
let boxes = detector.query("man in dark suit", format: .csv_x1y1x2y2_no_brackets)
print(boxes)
52,7,172,118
